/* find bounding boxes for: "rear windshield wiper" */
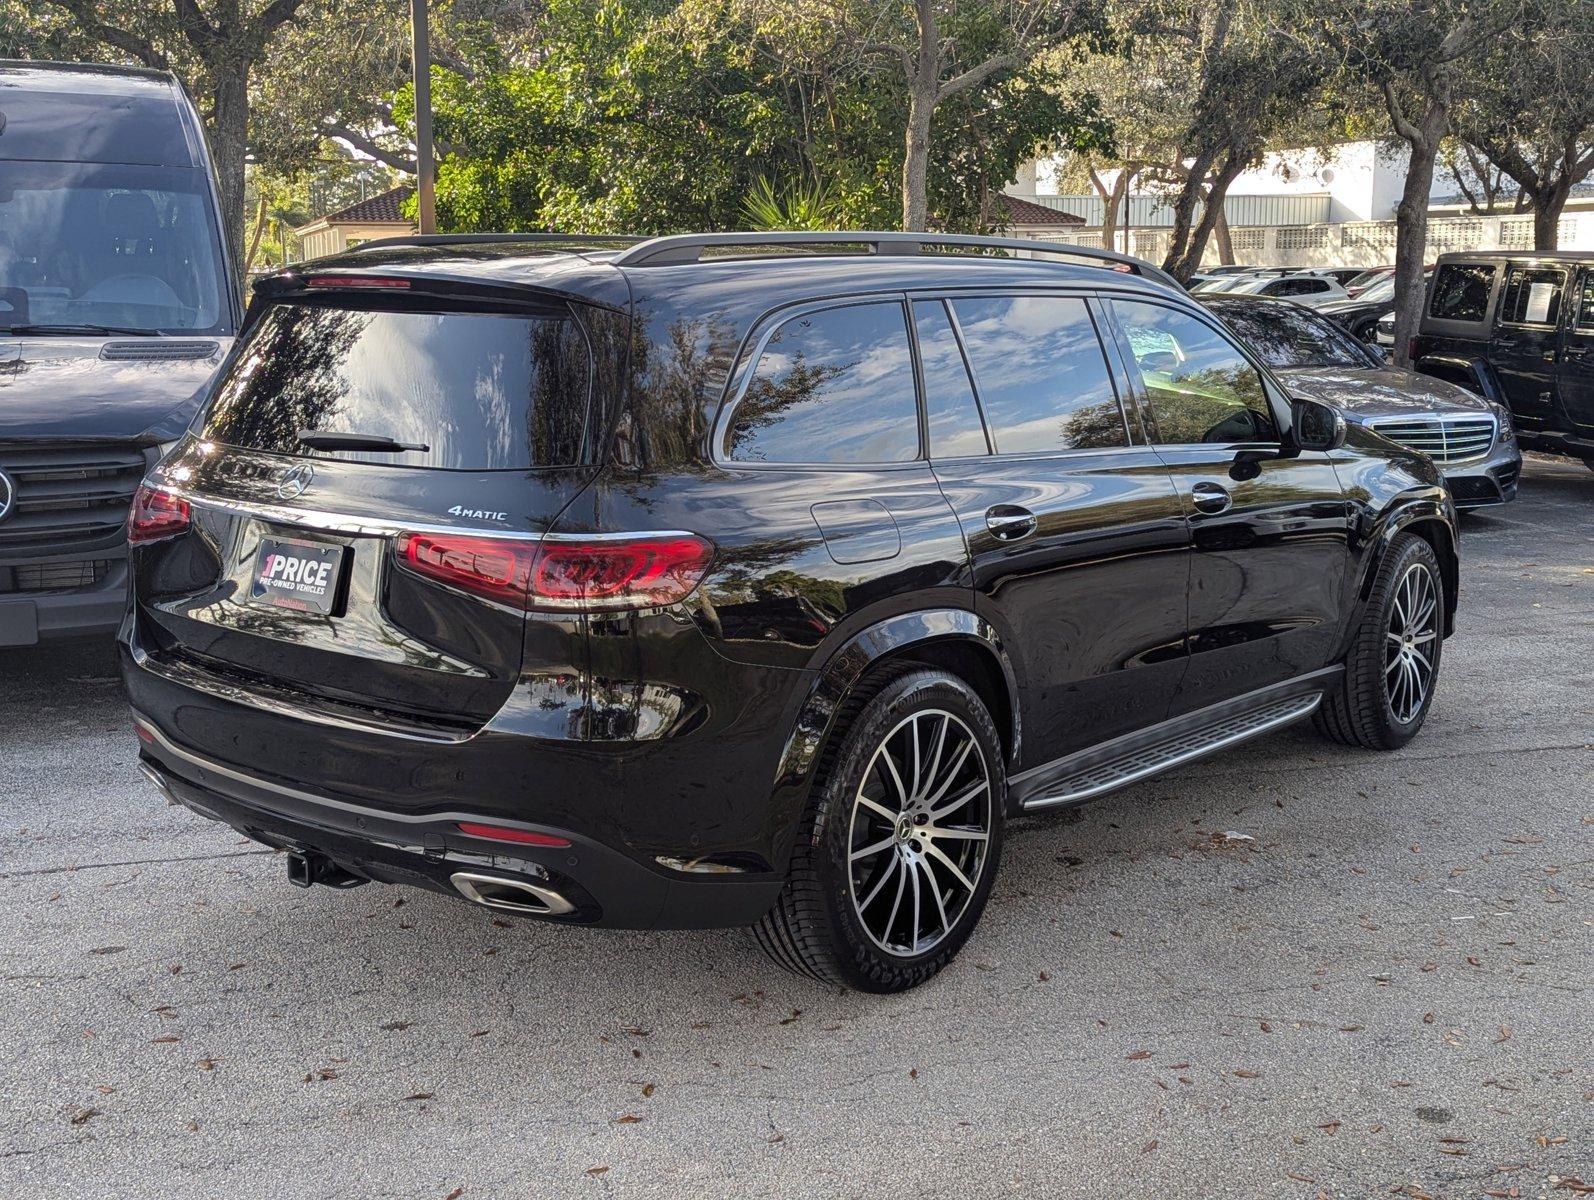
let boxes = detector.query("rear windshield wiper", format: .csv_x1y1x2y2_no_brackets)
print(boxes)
297,429,430,453
2,323,164,336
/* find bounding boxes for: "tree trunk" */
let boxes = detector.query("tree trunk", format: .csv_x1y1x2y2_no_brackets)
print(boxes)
1532,178,1571,250
1160,150,1216,278
209,65,251,291
1390,136,1439,368
901,80,935,231
1168,153,1241,282
1213,210,1234,264
244,193,268,276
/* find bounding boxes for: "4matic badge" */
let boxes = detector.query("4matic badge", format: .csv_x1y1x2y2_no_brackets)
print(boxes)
448,505,508,521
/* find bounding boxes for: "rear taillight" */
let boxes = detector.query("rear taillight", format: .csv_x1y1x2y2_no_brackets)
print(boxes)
396,532,536,606
127,485,191,544
394,531,713,613
530,536,714,611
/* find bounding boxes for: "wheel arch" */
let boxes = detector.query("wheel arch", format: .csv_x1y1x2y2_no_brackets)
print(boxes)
773,609,1021,799
1358,498,1460,639
1414,353,1504,405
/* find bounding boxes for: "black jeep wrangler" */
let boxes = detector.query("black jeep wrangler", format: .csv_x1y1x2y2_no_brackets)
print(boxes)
1411,251,1594,469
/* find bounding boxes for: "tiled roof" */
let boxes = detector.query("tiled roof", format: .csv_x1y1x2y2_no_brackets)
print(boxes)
323,185,414,224
998,194,1087,226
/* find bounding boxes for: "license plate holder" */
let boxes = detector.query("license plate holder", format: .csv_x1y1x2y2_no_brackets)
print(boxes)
249,537,346,615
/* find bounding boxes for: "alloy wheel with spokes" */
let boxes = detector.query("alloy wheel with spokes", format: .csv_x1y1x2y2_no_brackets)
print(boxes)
1384,561,1438,724
847,709,993,957
753,666,1006,992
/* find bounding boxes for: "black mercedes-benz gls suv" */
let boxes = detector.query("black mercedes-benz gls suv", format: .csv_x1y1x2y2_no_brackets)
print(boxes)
122,232,1459,993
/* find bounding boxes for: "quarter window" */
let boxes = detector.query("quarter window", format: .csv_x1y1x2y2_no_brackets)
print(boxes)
1428,263,1495,322
1498,266,1566,327
1576,273,1594,332
912,300,988,457
1112,300,1278,445
726,302,919,464
950,295,1127,454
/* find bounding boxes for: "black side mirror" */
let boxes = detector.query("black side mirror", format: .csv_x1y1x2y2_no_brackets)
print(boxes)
1292,398,1346,452
1365,341,1388,365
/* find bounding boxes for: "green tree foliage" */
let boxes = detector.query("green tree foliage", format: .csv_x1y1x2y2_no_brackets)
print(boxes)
1454,0,1594,250
421,0,1110,234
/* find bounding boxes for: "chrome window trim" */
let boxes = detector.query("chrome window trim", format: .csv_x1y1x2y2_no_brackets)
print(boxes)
157,486,696,543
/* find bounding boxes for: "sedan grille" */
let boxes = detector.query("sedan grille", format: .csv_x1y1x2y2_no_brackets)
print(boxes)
1370,415,1496,463
0,442,148,555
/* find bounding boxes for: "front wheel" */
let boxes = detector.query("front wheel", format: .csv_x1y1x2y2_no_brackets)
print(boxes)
753,667,1005,992
1315,533,1444,750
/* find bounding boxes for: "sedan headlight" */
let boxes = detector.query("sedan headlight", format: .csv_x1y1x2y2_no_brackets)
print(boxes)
1489,403,1515,442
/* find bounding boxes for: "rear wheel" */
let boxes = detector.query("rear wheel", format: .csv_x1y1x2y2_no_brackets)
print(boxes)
753,667,1005,992
1315,533,1444,750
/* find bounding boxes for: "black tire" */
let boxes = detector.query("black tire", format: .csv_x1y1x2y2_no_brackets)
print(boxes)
753,666,1006,993
1315,533,1444,750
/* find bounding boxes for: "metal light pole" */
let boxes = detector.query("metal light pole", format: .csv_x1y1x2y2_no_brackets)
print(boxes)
410,0,437,234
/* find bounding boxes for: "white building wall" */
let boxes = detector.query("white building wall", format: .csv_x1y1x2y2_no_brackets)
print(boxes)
1014,141,1465,224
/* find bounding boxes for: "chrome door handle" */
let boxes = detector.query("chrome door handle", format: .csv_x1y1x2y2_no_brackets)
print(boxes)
1190,482,1232,514
985,505,1038,541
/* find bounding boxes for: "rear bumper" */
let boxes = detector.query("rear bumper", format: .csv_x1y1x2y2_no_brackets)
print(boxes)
132,714,786,930
0,558,128,646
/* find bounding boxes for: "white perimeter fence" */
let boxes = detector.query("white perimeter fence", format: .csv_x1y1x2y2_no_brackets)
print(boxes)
1033,211,1594,267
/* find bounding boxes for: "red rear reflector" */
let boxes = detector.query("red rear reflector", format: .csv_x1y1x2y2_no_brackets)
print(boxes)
456,822,572,848
394,532,713,613
128,484,191,544
134,723,155,745
305,275,411,289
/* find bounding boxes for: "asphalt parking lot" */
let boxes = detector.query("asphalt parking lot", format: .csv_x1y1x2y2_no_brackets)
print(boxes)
2,455,1589,1199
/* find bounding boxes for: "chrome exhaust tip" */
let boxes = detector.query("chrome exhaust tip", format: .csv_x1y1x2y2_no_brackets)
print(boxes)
450,871,575,917
138,761,180,806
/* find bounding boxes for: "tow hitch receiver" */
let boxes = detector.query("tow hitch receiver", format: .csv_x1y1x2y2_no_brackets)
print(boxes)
285,849,367,889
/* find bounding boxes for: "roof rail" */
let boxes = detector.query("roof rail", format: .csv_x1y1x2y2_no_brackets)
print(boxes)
611,231,1182,291
349,232,645,254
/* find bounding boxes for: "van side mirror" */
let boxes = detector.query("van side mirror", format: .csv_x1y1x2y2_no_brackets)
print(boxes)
1292,398,1346,452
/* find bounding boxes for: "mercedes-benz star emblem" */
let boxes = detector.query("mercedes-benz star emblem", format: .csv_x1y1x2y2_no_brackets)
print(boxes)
276,463,314,500
0,468,15,524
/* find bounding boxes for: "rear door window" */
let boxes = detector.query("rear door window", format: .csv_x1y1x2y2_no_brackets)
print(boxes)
725,301,918,464
912,300,988,458
201,301,592,469
1498,266,1567,328
1428,263,1496,322
950,295,1127,454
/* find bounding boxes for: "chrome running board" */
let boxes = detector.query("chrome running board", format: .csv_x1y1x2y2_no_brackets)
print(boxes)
1022,693,1322,811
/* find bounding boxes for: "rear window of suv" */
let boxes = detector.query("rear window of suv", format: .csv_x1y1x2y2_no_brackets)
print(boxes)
1428,263,1495,323
201,302,591,469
